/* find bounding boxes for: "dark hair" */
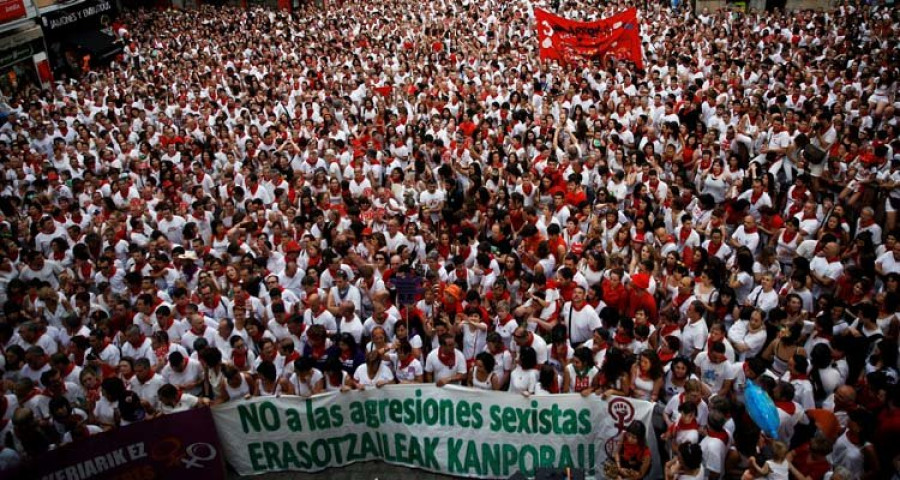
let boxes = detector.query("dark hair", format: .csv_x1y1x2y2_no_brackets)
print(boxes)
257,361,277,382
573,347,595,369
809,343,833,401
476,352,496,373
101,377,127,402
519,346,538,370
679,443,703,470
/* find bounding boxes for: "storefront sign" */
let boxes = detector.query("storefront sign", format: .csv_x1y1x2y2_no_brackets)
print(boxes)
41,0,115,33
16,408,226,480
212,385,660,478
0,0,26,24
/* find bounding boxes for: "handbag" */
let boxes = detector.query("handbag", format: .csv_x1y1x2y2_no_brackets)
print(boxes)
802,144,826,165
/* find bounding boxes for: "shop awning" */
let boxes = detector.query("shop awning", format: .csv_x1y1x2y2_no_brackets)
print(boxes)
64,30,122,62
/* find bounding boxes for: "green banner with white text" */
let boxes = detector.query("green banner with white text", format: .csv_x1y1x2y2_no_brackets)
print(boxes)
211,385,659,478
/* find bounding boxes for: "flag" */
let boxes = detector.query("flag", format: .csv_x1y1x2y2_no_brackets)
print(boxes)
534,8,643,69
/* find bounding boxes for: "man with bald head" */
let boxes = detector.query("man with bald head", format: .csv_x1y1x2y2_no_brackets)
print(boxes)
809,240,843,297
729,215,761,254
338,300,364,344
302,293,337,336
823,384,858,430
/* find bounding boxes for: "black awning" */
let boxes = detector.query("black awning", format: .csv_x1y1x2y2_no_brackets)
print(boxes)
64,30,122,61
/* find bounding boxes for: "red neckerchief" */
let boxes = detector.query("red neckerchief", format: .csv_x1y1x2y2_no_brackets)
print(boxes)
53,250,66,261
233,350,248,369
744,226,758,234
497,314,515,326
203,294,221,310
285,351,300,364
775,400,797,415
782,229,799,244
340,349,354,361
20,387,42,404
860,218,876,229
707,241,721,256
827,256,841,264
43,380,66,397
79,262,93,279
310,344,327,359
669,417,699,437
60,361,76,378
399,353,416,369
707,428,729,444
750,191,762,204
128,335,146,350
437,348,457,368
802,211,817,221
615,236,629,248
679,227,692,244
673,293,692,309
791,372,808,381
660,323,680,338
260,349,277,363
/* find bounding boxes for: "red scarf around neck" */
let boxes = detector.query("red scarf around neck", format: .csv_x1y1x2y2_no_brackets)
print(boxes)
437,348,457,368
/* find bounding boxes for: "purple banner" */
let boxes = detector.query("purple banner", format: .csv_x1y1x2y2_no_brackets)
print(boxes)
13,408,225,480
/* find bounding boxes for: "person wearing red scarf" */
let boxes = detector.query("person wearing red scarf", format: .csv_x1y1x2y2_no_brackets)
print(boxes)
424,333,466,387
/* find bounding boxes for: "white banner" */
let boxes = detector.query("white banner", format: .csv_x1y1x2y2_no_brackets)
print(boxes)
211,384,659,478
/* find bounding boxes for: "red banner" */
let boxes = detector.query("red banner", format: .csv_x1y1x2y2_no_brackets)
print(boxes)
534,8,643,69
0,0,25,24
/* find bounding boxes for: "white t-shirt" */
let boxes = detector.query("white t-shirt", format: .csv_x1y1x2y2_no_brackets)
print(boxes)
680,320,708,357
695,352,736,394
559,302,601,345
509,333,549,365
159,393,199,414
290,369,324,397
129,374,166,410
353,363,395,387
727,320,768,360
423,349,466,383
161,359,205,395
393,357,424,383
700,434,728,477
876,251,900,275
508,366,539,395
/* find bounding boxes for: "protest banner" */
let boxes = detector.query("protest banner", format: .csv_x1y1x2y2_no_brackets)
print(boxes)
12,408,225,480
534,8,643,69
212,384,659,478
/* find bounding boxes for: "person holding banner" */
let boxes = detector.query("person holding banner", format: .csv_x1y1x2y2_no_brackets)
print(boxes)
423,334,466,387
608,420,652,480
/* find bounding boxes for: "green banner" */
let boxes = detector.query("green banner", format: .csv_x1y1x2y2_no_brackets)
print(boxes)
212,385,659,478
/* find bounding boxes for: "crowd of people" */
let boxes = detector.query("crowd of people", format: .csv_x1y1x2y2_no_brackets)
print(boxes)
0,0,898,478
